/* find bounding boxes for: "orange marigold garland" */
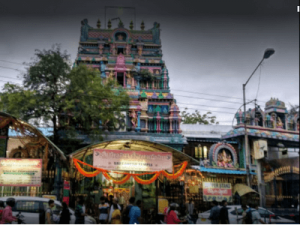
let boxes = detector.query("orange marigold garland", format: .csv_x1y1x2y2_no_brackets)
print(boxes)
161,161,188,179
102,172,131,185
72,158,189,185
134,172,161,185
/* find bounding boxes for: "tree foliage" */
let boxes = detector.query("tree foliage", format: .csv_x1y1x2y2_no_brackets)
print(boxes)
181,109,219,124
0,45,129,144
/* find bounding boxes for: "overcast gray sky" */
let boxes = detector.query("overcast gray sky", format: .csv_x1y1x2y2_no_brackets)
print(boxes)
0,0,299,125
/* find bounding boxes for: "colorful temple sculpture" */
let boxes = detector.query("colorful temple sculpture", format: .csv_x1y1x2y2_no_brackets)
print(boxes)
73,19,185,150
223,98,299,208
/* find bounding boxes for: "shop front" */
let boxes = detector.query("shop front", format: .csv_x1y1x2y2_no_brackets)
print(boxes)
0,112,68,201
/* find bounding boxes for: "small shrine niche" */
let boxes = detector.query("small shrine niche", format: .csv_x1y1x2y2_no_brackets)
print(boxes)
114,32,127,42
209,142,238,168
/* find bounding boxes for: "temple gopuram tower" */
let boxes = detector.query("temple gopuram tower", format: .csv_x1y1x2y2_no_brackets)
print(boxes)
75,19,185,150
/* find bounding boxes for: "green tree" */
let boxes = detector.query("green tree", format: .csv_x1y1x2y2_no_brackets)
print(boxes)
0,45,129,145
181,108,219,124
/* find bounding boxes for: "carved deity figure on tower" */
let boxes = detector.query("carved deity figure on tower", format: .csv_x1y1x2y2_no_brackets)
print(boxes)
80,19,91,42
276,117,284,129
100,61,106,78
130,110,137,128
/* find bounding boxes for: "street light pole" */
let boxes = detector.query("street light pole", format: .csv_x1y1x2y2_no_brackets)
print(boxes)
243,49,275,187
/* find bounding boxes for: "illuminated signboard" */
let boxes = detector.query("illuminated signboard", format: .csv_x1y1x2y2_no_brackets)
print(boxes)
203,182,232,202
93,149,173,172
0,158,42,186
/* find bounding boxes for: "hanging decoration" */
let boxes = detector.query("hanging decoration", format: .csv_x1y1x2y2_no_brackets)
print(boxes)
73,158,188,185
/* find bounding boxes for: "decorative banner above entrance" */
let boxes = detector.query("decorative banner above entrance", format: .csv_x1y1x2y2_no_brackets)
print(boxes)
0,158,42,186
93,149,173,172
203,182,232,202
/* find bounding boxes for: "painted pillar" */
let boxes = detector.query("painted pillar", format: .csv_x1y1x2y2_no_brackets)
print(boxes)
169,120,173,134
145,119,148,133
257,159,266,207
152,80,155,89
146,81,148,89
135,111,141,132
123,72,126,88
54,158,63,201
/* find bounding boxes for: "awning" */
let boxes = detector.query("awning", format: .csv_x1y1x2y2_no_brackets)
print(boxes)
233,184,258,196
193,166,256,175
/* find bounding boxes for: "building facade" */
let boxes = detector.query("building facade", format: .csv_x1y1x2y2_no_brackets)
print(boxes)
223,98,299,208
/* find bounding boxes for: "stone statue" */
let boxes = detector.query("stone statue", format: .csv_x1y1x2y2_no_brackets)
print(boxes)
150,22,161,44
135,62,141,73
80,19,91,42
100,61,106,78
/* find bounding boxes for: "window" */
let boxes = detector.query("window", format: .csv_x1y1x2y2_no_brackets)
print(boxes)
258,209,273,218
14,201,40,213
195,145,208,159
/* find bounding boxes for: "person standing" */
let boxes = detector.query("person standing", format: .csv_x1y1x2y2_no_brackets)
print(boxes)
252,204,265,224
0,198,17,224
219,200,229,224
186,199,194,217
75,196,86,224
129,200,142,224
166,203,186,224
59,202,70,224
108,198,121,223
208,200,220,224
99,197,110,224
111,203,122,224
119,194,125,211
45,200,55,224
122,197,135,224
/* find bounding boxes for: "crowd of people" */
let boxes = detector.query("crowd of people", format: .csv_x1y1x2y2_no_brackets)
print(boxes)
0,196,266,224
208,200,265,224
47,195,144,224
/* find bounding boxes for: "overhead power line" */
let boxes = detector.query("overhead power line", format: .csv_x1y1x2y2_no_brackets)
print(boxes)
175,94,242,105
172,89,266,104
0,60,24,66
0,75,22,81
0,65,24,72
177,102,236,110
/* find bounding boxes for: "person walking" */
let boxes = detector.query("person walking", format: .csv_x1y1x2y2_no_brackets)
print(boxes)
59,202,70,224
129,200,142,224
99,197,110,224
75,196,86,224
219,200,229,224
0,198,17,224
108,198,121,223
0,201,4,222
166,203,186,224
208,200,220,224
111,203,122,224
251,204,265,224
122,197,135,224
45,200,55,224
